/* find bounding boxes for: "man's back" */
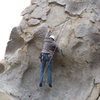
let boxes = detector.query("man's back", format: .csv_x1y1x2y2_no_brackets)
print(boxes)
42,38,57,55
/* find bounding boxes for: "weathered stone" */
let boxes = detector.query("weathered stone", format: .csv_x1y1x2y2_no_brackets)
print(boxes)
95,0,100,9
65,1,88,15
0,63,5,74
0,46,29,98
31,6,50,19
20,19,28,31
71,40,83,50
75,24,89,37
31,0,41,4
0,91,14,100
5,27,24,57
41,15,47,21
0,0,100,100
48,0,67,5
28,18,40,26
36,0,48,7
21,5,37,16
18,23,48,42
31,6,42,18
87,84,100,100
93,9,100,22
47,5,68,27
31,0,47,5
23,14,30,20
48,0,89,15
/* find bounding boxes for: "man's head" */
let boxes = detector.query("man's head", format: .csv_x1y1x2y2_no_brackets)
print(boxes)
49,35,55,41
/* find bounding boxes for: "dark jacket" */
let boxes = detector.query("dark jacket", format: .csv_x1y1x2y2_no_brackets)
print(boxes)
41,32,60,56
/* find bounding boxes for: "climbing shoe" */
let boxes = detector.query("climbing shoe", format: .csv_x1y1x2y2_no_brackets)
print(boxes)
49,84,52,88
39,83,42,87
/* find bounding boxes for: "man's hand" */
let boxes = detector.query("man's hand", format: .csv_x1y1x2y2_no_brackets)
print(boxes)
39,53,42,62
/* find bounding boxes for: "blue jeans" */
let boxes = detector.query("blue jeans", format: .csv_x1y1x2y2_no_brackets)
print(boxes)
40,53,53,84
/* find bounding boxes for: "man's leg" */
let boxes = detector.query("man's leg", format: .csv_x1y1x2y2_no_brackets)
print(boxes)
48,59,53,87
39,55,46,86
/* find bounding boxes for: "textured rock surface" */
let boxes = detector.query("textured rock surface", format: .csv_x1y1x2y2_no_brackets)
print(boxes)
0,91,14,100
0,0,100,100
28,18,40,26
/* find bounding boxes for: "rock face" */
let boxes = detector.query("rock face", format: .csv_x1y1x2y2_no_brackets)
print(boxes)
0,0,100,100
0,91,14,100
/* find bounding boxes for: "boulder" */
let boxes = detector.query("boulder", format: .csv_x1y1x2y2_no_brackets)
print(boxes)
0,0,100,100
28,18,40,26
21,5,37,16
31,6,50,20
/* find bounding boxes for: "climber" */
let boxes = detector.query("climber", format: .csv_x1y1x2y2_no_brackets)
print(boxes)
39,27,62,88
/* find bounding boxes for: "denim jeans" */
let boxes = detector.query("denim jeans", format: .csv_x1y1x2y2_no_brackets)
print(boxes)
40,53,53,84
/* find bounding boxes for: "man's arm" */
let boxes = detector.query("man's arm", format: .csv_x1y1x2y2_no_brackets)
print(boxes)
53,41,60,52
45,32,51,39
54,42,64,56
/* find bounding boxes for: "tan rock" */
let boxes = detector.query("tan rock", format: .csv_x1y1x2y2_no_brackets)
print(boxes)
31,6,50,19
28,18,40,26
21,5,37,16
65,1,88,15
0,91,14,100
87,84,100,100
46,5,68,27
48,0,66,5
31,0,41,4
0,63,5,74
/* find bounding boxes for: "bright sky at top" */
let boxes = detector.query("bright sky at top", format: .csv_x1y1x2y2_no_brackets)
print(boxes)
0,0,30,60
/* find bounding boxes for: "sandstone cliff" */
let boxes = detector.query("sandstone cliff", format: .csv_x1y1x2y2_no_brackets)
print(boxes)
0,0,100,100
